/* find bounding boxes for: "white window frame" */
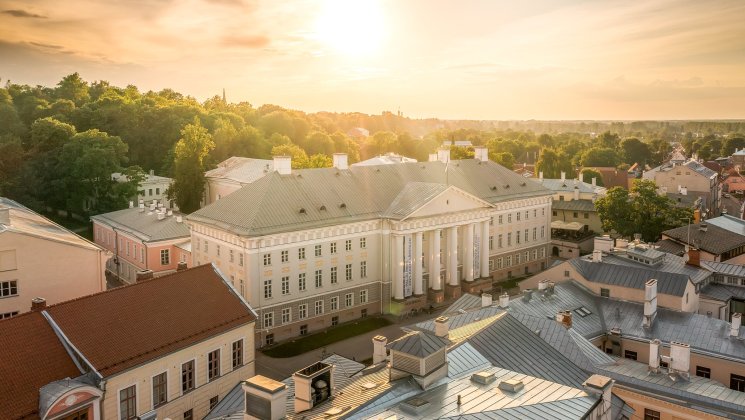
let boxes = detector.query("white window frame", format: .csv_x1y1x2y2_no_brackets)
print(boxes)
282,308,291,324
181,358,197,395
263,312,274,328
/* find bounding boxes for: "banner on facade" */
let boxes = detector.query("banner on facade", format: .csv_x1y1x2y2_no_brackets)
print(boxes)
404,235,413,297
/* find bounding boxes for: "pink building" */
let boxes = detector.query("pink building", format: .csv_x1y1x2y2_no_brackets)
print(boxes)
91,204,191,284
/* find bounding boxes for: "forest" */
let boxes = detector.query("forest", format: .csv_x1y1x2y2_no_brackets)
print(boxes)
1,73,744,214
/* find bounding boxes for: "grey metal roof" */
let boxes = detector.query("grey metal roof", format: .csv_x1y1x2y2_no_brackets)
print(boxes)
700,283,745,302
442,398,599,420
467,313,592,388
684,160,718,179
205,156,274,184
383,182,449,219
707,214,745,236
189,159,552,237
387,331,450,357
90,207,190,242
702,260,745,277
445,342,492,378
663,222,745,255
593,252,713,285
655,238,686,256
568,258,690,296
551,199,596,212
352,153,417,166
532,179,606,194
413,306,502,334
443,293,484,314
626,245,666,260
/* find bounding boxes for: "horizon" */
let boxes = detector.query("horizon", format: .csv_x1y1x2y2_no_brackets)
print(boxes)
2,0,745,120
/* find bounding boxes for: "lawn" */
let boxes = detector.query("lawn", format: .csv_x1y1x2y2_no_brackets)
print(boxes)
261,317,391,358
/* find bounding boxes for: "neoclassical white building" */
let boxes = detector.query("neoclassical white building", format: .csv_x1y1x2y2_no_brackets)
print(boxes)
188,148,552,346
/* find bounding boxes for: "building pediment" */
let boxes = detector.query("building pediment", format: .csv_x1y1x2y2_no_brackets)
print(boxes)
385,183,494,221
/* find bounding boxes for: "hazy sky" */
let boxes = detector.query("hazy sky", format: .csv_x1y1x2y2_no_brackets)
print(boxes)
1,0,744,120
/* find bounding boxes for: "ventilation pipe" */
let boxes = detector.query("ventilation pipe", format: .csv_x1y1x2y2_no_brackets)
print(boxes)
274,156,292,175
538,280,548,292
434,316,450,338
592,250,603,262
481,293,493,307
372,335,387,364
499,293,509,308
649,339,661,373
732,313,742,338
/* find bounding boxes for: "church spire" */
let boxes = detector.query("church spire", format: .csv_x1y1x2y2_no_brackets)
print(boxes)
222,88,226,103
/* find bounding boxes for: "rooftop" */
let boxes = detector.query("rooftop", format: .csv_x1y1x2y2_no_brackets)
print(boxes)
568,256,692,296
352,153,417,166
205,156,274,184
533,178,606,195
551,199,596,213
387,331,450,357
663,218,745,255
90,206,190,242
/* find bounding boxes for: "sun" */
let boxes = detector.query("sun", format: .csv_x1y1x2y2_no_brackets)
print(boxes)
312,0,386,56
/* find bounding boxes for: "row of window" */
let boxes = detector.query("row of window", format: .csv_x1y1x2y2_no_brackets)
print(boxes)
552,210,590,219
0,310,19,319
491,227,546,249
264,263,366,299
119,339,244,419
493,248,546,269
491,208,545,225
194,238,245,267
264,309,369,346
96,229,175,267
0,280,18,298
263,238,367,266
262,290,369,328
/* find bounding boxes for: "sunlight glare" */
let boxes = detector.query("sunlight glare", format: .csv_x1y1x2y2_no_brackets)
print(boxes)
313,0,386,56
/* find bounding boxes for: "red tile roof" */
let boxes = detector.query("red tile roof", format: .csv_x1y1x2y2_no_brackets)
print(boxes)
46,264,256,376
0,311,81,419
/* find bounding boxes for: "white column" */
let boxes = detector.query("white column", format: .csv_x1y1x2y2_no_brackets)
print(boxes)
430,230,442,290
464,223,474,282
394,234,404,300
414,232,423,295
448,226,459,286
481,220,490,278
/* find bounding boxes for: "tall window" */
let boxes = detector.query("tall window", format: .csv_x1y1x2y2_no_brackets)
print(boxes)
498,234,503,248
281,276,290,295
263,253,271,266
644,409,661,420
119,385,137,420
182,360,195,393
498,215,503,224
204,241,208,252
208,350,220,381
229,249,234,263
516,212,520,221
516,231,521,244
210,396,219,410
330,242,337,254
184,410,193,420
315,300,324,315
331,267,338,284
345,293,353,307
345,264,352,281
232,339,243,368
360,237,367,248
216,245,220,257
345,239,352,251
315,269,323,288
732,374,745,392
264,279,272,299
360,261,367,278
263,312,274,328
507,233,512,246
160,249,170,265
152,372,167,408
140,247,144,263
508,214,512,223
489,236,493,250
299,304,308,319
298,247,306,260
360,289,368,304
239,253,244,267
0,280,18,297
524,229,528,242
281,250,288,263
533,227,537,240
331,296,339,311
506,256,512,267
541,226,545,238
298,273,306,291
282,308,291,324
315,244,322,257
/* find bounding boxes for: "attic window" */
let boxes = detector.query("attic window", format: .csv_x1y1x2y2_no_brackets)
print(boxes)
361,382,379,390
490,186,498,191
339,203,347,209
376,168,381,172
521,182,527,186
504,184,510,189
297,174,303,178
319,205,327,211
299,208,306,214
574,307,592,317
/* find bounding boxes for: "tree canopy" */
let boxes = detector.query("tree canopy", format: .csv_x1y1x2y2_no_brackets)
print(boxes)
169,119,214,213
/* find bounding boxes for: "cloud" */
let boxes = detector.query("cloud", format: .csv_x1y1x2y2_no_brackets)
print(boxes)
579,76,745,102
2,9,47,18
221,35,270,49
29,41,64,50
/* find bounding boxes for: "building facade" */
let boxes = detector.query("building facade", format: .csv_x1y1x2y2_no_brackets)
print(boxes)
91,204,191,284
113,170,175,209
203,157,274,206
0,198,106,317
644,159,721,217
188,150,553,346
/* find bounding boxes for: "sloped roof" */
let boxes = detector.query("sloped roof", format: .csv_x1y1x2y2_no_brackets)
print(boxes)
551,199,596,212
352,153,417,166
0,197,100,251
443,293,483,314
706,214,745,235
683,160,718,178
205,156,273,184
45,264,256,376
90,207,190,242
0,311,82,419
569,258,690,296
701,260,745,277
593,252,712,285
663,221,745,255
534,179,606,195
700,282,745,302
655,239,685,256
383,182,449,219
387,331,449,357
190,159,551,236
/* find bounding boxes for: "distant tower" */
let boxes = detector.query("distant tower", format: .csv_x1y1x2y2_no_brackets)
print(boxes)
222,88,226,103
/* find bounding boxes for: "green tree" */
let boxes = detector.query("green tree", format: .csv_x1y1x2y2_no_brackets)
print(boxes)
306,154,332,168
580,147,621,167
597,131,620,149
619,138,651,165
595,179,692,241
492,152,515,169
649,138,671,165
721,137,745,156
55,73,90,106
536,149,574,178
0,135,24,195
169,119,215,213
450,146,474,160
580,169,604,186
271,144,309,168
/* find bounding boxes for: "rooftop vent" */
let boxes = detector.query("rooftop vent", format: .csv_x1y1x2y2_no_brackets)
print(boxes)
471,371,496,385
319,205,326,211
400,397,430,415
490,186,497,191
523,289,533,302
498,379,524,393
339,203,347,209
299,208,306,214
521,182,527,186
361,382,379,390
503,184,510,189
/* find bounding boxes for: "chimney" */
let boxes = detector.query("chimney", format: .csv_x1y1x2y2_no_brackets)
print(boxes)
474,146,489,162
428,153,438,162
556,310,573,328
574,187,580,201
649,339,661,373
176,215,183,223
138,203,145,213
633,233,641,244
157,211,165,221
149,202,156,211
481,293,493,307
731,313,742,338
592,250,603,262
499,292,509,308
538,280,548,291
136,269,154,282
582,375,614,420
167,210,173,217
177,261,188,271
670,342,690,378
293,362,334,413
273,156,292,175
681,186,687,196
437,148,450,164
0,207,9,225
332,153,348,170
539,171,544,180
643,279,658,328
372,335,387,364
699,222,708,232
129,201,134,208
434,316,450,338
687,248,700,267
561,171,566,181
523,289,533,302
243,375,288,420
592,177,597,187
31,297,46,311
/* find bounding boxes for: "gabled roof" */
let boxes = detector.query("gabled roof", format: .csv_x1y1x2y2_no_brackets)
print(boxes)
45,264,256,376
383,182,449,219
706,214,745,235
663,221,745,255
90,207,190,242
569,258,690,296
683,160,718,179
387,331,449,357
551,199,596,212
533,179,606,195
205,156,274,184
190,159,551,236
352,153,417,166
0,311,82,419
